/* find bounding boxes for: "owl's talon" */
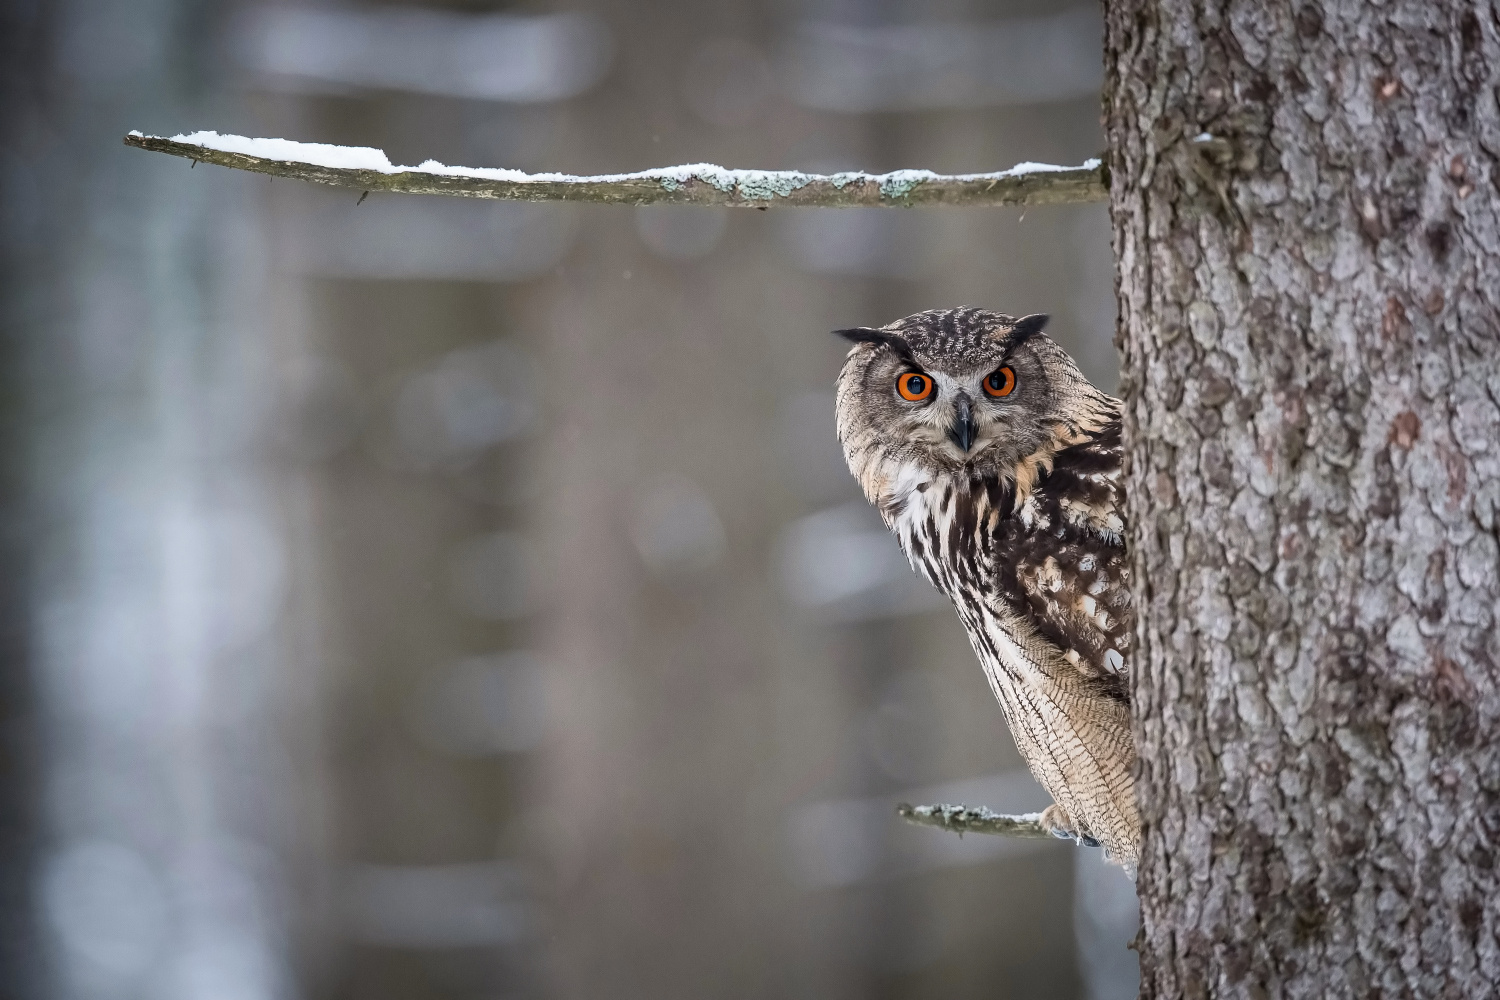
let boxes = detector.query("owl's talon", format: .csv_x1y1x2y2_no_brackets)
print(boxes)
1039,802,1076,839
1040,802,1099,847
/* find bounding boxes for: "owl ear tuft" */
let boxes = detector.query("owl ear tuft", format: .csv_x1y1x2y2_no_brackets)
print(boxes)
832,327,916,364
1007,313,1050,348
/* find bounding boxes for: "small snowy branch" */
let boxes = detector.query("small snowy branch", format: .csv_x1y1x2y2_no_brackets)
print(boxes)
123,131,1107,209
896,802,1052,838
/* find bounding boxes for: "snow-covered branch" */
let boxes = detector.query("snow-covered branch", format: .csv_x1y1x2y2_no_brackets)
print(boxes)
896,802,1051,838
123,132,1107,209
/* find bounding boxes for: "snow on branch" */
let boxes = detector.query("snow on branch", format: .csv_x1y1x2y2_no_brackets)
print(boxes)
896,802,1052,838
123,131,1107,209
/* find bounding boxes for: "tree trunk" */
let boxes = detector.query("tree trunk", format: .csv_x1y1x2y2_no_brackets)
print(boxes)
1103,2,1500,997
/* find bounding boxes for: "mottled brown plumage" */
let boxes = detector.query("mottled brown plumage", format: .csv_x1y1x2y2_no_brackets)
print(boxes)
833,307,1140,870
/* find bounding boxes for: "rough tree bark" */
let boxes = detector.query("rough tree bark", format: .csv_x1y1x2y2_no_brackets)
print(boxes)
1105,2,1500,997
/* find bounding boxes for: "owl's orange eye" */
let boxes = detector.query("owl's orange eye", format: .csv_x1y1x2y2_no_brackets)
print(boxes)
983,366,1017,398
897,372,934,402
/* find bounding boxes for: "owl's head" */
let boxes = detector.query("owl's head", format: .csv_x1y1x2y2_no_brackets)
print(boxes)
834,308,1112,494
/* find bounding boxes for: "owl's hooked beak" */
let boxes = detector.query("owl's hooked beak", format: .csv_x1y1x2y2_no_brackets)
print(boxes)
948,393,977,454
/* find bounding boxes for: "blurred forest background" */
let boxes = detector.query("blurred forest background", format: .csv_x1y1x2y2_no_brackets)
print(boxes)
0,0,1138,997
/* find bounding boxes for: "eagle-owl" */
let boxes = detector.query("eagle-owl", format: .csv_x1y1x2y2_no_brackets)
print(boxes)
833,307,1140,870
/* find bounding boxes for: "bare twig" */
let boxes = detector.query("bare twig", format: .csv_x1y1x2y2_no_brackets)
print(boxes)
123,131,1107,209
896,802,1052,838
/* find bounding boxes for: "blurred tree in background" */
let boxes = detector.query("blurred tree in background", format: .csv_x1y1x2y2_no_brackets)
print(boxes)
11,0,1497,998
1,2,1134,1000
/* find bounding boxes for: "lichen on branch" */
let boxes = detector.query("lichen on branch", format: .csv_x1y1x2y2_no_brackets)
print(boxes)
123,131,1107,209
896,802,1052,838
